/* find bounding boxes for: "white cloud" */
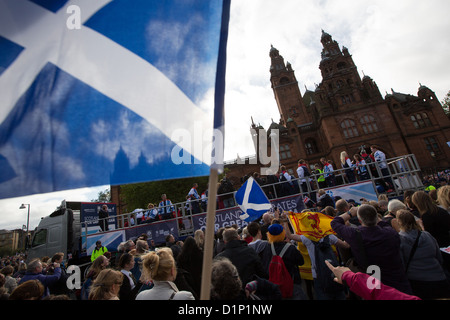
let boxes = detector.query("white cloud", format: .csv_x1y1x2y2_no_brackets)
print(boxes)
223,0,450,161
0,185,108,230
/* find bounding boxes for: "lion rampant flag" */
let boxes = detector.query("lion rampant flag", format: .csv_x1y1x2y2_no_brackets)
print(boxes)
287,211,337,281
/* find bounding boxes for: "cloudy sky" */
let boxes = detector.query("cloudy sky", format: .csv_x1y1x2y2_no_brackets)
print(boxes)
1,0,449,230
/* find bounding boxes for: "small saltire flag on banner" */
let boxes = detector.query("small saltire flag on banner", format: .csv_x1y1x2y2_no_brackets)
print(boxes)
235,177,272,222
0,0,230,200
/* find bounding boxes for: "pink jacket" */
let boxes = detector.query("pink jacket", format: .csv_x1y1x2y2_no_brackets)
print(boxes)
342,271,421,300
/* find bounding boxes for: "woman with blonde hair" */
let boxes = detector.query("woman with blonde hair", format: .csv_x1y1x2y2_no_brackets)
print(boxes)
88,269,123,300
135,248,195,300
437,185,450,212
194,229,205,250
397,210,450,299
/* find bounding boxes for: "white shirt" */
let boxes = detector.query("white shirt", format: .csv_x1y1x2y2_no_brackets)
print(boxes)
373,150,387,169
135,281,195,300
299,235,339,279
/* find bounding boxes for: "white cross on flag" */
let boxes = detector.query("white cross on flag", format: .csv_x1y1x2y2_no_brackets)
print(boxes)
235,177,272,223
0,0,230,199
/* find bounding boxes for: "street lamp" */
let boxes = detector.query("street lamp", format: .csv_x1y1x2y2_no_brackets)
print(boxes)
19,204,30,250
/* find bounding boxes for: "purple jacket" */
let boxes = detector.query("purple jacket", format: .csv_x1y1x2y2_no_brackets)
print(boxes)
331,216,413,295
19,267,61,298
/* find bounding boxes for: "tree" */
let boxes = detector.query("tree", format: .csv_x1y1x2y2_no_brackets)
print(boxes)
442,90,450,116
91,188,111,202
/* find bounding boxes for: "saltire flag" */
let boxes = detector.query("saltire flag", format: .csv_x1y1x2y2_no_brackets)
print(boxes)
235,176,272,222
287,211,337,280
0,0,230,200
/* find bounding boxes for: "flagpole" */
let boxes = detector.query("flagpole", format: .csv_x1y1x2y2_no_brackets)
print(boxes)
200,167,219,300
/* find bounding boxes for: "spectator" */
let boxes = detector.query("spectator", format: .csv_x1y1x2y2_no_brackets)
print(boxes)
437,185,450,213
89,269,123,300
383,199,407,231
331,204,413,295
118,252,141,300
247,221,269,259
241,227,253,244
397,209,450,299
335,199,359,226
214,227,226,255
412,191,450,273
166,234,182,260
13,261,27,280
403,190,420,219
325,260,420,300
216,228,267,288
316,189,335,211
81,254,110,300
260,224,307,300
47,252,70,296
18,258,61,298
136,248,195,300
1,265,17,294
210,257,245,300
321,206,337,217
260,212,273,241
194,229,205,250
176,236,203,299
0,274,9,300
9,280,44,300
282,216,349,300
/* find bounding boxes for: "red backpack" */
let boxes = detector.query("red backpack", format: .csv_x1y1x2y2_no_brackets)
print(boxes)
269,242,293,298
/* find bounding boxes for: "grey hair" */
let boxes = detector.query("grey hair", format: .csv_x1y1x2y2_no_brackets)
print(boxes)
387,199,406,214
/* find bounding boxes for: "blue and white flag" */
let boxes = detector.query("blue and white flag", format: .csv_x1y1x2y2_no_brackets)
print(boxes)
0,0,230,199
235,177,272,222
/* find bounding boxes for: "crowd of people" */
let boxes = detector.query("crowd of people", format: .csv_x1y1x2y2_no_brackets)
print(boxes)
1,179,449,301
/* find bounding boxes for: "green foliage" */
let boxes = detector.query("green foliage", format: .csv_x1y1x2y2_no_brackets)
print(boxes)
91,188,111,202
442,90,450,115
120,175,210,211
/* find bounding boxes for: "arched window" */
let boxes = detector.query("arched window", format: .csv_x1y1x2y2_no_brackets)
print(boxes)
411,113,431,129
360,115,379,134
341,119,359,139
305,139,318,155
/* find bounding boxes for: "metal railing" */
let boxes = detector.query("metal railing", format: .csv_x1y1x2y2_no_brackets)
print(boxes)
83,154,424,239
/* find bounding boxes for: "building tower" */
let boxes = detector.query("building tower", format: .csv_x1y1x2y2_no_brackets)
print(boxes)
269,45,310,126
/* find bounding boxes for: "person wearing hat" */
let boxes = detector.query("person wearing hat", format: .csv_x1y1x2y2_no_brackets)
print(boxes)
91,240,108,262
261,223,308,300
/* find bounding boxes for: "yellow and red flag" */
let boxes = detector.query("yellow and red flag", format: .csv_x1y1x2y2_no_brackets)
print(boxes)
287,211,337,281
287,211,336,241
